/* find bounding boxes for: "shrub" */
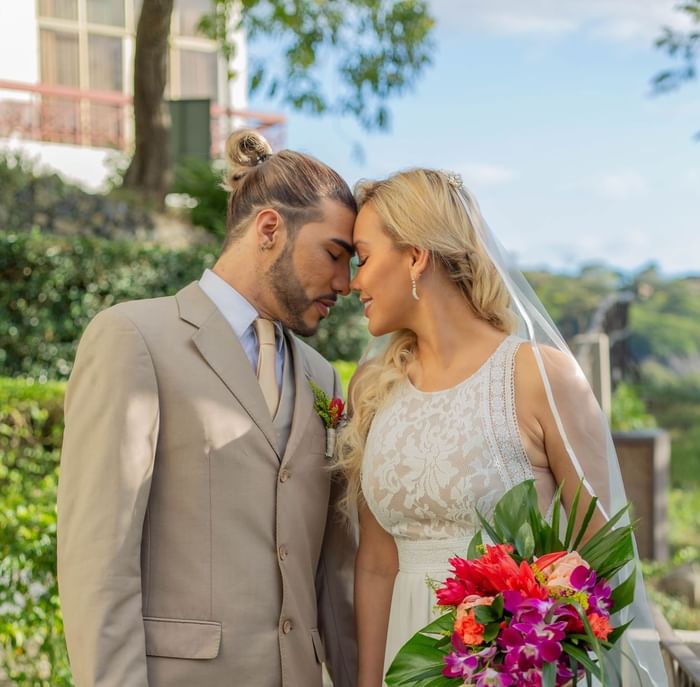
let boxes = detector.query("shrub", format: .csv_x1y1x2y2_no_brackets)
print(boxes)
0,378,70,686
0,230,217,380
0,231,368,380
0,149,154,239
171,158,228,240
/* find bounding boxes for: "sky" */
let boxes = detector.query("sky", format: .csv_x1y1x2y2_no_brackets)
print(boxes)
248,0,700,276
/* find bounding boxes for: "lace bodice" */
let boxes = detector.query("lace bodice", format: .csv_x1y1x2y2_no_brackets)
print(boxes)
361,336,534,543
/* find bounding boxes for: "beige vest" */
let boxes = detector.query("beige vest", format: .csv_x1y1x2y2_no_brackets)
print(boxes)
273,336,295,456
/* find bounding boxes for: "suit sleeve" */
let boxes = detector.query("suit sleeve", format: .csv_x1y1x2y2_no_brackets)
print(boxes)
57,307,159,687
316,366,358,687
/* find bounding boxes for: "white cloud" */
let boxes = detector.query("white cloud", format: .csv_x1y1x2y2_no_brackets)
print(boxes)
430,0,693,43
593,170,648,199
458,163,517,187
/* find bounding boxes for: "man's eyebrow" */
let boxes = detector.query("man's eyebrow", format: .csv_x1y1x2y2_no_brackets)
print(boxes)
331,238,354,256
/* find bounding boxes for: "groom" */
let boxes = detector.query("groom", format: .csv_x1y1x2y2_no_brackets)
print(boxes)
57,139,358,687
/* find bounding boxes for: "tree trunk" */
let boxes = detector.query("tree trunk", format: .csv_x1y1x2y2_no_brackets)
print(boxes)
123,0,174,205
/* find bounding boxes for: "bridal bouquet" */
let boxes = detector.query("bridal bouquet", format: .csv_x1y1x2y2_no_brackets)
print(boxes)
386,480,639,687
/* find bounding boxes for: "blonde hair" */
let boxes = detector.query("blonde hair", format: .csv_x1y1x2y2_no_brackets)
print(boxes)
335,168,516,515
222,129,355,247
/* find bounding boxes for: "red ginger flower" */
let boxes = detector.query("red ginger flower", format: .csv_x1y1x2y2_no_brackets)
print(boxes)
329,397,345,428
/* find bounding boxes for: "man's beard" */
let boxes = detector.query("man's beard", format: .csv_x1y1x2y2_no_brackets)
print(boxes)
267,244,317,337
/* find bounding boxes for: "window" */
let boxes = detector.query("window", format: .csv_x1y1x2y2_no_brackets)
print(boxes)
38,0,78,21
88,34,123,90
87,0,125,27
179,49,218,100
177,0,211,37
40,29,80,86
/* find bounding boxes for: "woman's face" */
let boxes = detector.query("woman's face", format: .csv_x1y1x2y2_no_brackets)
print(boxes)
350,204,416,336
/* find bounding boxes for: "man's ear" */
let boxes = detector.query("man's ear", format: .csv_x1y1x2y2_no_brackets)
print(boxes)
254,208,283,249
409,247,430,278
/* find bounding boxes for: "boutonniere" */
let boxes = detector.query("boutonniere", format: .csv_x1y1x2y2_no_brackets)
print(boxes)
309,380,346,459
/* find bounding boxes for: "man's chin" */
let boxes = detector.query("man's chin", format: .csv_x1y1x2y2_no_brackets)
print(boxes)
282,312,319,338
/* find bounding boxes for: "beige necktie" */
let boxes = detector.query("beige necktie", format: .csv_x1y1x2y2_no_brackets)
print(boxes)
255,317,279,416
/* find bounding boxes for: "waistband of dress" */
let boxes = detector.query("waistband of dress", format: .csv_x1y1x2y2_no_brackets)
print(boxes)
395,536,472,574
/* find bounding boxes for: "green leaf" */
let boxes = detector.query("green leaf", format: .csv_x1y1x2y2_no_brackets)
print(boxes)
474,604,498,624
563,644,601,678
571,495,599,550
483,621,500,643
547,480,564,551
492,479,538,542
515,520,535,560
610,569,637,614
542,659,556,687
467,530,483,560
579,503,632,558
606,618,634,646
564,481,583,549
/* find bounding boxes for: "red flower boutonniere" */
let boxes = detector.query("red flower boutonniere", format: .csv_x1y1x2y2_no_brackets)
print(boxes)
309,380,346,458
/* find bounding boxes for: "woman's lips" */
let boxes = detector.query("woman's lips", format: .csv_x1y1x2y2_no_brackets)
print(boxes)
363,299,373,316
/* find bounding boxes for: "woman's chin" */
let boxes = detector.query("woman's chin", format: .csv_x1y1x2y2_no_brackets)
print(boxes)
367,317,396,338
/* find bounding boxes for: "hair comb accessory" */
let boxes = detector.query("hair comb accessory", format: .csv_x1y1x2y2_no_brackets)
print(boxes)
442,170,463,189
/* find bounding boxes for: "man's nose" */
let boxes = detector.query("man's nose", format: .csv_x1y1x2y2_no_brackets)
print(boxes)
333,263,351,296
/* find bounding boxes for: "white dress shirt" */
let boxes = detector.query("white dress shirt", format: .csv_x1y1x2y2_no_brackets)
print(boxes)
198,269,284,387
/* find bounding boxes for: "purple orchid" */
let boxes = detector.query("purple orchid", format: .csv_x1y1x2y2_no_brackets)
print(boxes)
499,625,564,671
570,565,613,616
473,667,515,686
443,633,497,679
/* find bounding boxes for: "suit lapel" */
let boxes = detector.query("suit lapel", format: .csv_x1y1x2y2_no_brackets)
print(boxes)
280,332,318,466
176,282,279,458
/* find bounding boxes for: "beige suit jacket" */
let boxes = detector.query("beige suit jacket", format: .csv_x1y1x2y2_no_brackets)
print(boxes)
57,283,357,687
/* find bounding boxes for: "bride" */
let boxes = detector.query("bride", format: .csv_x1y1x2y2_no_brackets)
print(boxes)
335,168,667,686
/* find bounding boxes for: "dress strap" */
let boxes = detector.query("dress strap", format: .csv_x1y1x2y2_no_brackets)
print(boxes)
483,337,533,490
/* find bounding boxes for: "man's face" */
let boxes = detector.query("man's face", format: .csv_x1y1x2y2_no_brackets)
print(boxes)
266,198,355,337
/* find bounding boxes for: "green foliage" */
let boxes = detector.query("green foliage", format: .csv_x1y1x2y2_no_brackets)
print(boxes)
525,266,621,339
0,230,218,380
0,378,70,686
199,0,436,131
0,150,154,238
171,158,228,240
332,360,358,397
642,487,700,629
653,0,699,94
0,230,368,380
653,0,700,138
304,294,369,362
610,383,656,432
639,369,700,487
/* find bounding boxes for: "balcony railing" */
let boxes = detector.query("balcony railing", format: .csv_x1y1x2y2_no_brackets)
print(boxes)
653,605,700,686
0,79,286,155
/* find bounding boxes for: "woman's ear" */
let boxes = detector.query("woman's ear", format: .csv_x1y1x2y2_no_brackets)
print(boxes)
409,247,430,279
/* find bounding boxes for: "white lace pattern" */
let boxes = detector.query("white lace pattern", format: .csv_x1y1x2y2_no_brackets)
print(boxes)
362,336,534,548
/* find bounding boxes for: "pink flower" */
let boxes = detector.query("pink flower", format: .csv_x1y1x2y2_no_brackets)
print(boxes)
538,551,589,591
458,595,496,614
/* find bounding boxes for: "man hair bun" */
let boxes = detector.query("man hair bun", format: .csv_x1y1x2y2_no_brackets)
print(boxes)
225,129,273,187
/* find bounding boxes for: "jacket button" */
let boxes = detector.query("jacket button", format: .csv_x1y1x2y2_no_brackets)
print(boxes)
282,619,293,634
279,469,290,483
278,545,288,561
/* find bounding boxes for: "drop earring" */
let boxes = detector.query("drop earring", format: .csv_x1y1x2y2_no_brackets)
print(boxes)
411,274,420,301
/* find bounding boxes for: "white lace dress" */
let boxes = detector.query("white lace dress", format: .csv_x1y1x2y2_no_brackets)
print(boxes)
361,336,541,678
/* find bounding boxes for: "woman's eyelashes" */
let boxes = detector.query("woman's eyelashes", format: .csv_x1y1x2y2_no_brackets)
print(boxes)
327,250,341,262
